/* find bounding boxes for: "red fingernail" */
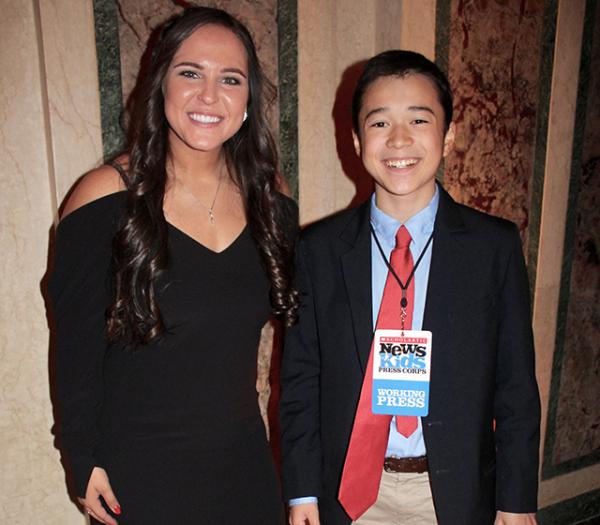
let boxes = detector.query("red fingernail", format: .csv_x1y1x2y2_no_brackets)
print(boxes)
114,505,122,515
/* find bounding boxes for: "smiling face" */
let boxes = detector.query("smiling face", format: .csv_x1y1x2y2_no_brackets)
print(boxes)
163,24,249,157
353,73,455,220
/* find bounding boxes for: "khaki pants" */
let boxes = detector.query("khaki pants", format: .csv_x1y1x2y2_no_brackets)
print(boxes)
352,470,437,525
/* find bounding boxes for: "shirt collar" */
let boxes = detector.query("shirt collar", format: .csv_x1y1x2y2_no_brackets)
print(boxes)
370,185,439,246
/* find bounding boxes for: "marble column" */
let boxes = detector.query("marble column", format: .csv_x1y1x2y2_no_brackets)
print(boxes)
0,0,101,523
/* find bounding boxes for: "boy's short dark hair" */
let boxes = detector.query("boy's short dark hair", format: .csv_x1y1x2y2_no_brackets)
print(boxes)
352,50,453,133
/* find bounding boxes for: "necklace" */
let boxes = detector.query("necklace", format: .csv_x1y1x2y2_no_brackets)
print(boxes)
176,172,225,225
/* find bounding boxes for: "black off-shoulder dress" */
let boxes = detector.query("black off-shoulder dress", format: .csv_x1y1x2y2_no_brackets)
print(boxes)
49,191,293,524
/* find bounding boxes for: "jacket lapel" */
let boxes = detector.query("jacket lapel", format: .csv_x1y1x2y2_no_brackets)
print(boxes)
340,202,374,373
423,186,467,330
422,185,468,406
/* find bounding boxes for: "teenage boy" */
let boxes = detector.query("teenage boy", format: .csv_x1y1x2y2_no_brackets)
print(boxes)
280,50,540,525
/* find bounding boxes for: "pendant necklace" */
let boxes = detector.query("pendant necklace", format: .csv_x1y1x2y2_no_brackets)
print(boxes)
177,172,225,225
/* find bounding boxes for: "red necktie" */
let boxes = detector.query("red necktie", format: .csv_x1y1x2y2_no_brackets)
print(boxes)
338,226,417,520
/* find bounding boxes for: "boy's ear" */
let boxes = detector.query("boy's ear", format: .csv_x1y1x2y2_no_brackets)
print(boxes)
352,130,361,157
443,122,455,157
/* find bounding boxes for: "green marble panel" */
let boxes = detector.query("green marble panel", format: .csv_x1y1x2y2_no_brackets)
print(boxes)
93,0,125,160
434,0,451,183
528,0,557,290
435,0,451,76
537,488,600,524
277,0,298,199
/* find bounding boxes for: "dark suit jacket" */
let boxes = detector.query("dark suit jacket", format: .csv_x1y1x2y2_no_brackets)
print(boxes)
280,185,540,525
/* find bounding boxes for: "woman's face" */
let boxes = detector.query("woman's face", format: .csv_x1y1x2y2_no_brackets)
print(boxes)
163,24,249,156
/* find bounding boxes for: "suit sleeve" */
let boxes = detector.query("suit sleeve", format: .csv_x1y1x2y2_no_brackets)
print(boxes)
280,237,323,500
494,224,541,512
48,202,116,497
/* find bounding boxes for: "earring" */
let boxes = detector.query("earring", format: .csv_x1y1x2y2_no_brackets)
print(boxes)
243,110,248,122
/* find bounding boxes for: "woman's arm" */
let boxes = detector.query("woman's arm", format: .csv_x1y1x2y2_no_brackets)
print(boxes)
49,167,124,505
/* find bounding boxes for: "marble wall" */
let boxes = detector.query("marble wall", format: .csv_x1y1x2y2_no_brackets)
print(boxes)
432,1,600,512
544,0,600,478
550,160,600,467
2,0,598,523
442,0,545,253
529,0,600,513
1,1,102,524
440,0,600,516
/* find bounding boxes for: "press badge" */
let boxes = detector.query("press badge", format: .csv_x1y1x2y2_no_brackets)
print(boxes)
372,329,432,417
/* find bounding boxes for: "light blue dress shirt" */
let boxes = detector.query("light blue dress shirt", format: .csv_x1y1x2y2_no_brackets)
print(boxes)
289,188,439,506
370,188,438,458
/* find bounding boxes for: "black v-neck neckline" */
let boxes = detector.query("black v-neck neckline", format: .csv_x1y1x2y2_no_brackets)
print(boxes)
167,222,248,255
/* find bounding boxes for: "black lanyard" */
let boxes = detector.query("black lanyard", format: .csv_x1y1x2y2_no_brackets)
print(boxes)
370,224,434,327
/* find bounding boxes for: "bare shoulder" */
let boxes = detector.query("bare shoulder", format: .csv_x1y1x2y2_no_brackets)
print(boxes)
61,164,127,220
276,172,292,197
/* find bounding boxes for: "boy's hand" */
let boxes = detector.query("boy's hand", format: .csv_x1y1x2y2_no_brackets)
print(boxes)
495,511,537,525
289,502,320,525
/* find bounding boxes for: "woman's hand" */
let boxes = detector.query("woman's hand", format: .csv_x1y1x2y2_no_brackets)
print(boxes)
77,467,121,525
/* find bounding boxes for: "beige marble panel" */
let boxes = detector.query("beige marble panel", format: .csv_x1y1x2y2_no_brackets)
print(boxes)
117,1,180,105
539,462,600,508
399,0,436,60
299,0,373,223
257,321,275,438
38,0,103,206
298,0,437,224
532,0,586,502
375,0,402,54
0,1,100,524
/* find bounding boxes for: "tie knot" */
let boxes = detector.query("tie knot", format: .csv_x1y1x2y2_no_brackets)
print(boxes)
395,226,411,248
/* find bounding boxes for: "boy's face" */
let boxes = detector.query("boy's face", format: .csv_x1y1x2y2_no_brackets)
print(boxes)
353,73,454,215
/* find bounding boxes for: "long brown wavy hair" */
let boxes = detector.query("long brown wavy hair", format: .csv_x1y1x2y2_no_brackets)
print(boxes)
106,6,298,346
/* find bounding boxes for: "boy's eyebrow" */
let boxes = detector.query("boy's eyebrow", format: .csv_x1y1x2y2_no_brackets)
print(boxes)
407,105,435,115
363,105,436,122
172,61,247,78
363,107,388,121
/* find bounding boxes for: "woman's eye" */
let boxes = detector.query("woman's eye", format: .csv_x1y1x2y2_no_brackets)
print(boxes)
179,70,199,79
222,76,242,86
370,121,387,128
412,118,429,125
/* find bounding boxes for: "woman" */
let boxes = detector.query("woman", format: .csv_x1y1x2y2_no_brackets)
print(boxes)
49,7,297,524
